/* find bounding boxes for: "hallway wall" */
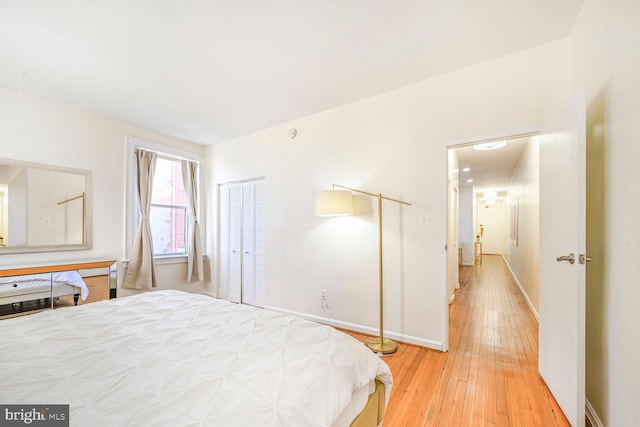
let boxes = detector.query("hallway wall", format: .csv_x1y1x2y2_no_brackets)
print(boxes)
505,139,540,314
458,186,474,265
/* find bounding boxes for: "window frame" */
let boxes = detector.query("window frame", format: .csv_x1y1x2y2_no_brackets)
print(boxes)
125,136,205,263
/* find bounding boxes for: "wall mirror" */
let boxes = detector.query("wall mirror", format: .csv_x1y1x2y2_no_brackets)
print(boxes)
0,158,92,254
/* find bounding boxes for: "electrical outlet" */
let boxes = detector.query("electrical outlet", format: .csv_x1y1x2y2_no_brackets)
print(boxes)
320,289,327,300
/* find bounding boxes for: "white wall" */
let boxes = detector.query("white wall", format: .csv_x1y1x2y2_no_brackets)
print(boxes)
0,87,208,293
569,0,640,424
458,186,474,266
7,168,27,246
505,139,540,314
447,150,459,304
27,168,85,246
0,190,5,243
211,39,572,350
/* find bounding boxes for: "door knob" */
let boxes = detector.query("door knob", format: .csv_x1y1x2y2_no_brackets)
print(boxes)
579,254,592,264
556,253,575,264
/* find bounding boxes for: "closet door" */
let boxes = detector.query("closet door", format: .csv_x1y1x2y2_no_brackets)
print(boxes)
218,184,230,300
228,184,243,303
253,180,266,308
241,180,266,308
218,183,241,303
218,179,265,307
241,182,256,306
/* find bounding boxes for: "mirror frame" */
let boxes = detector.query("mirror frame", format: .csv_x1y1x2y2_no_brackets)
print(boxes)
0,157,92,254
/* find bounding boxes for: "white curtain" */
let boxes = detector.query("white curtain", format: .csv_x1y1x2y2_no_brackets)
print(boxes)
123,149,157,289
182,159,204,282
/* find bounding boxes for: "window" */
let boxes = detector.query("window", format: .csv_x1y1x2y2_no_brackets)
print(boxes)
125,136,205,262
150,156,187,256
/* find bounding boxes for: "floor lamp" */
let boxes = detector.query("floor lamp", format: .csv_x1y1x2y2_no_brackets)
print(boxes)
316,184,411,354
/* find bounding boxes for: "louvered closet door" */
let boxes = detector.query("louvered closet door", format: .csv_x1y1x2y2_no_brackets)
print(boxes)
241,182,256,306
218,183,242,303
241,180,266,308
218,184,231,300
218,179,265,307
253,180,266,308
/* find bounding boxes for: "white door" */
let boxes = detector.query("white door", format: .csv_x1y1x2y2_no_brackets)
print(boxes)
253,180,266,308
241,179,266,308
477,199,507,255
241,182,255,305
538,90,586,427
219,179,266,307
219,183,242,303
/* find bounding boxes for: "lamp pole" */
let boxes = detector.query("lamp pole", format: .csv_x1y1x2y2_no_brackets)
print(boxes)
331,184,411,354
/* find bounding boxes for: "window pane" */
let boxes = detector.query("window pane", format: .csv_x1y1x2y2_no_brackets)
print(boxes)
152,157,185,206
150,206,186,255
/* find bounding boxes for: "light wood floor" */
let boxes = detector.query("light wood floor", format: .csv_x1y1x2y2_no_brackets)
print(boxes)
343,255,570,426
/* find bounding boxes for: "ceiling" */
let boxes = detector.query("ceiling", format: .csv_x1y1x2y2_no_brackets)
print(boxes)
0,1,583,145
455,136,530,192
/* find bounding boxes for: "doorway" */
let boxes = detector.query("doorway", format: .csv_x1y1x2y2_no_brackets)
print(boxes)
446,135,534,314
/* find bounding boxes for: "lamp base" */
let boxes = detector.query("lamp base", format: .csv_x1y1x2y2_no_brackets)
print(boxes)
366,337,398,354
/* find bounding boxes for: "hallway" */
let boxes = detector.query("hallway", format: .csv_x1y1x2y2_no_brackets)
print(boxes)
442,254,569,425
347,254,570,425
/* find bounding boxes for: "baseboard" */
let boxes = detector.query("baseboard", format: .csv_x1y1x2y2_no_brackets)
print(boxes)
586,399,604,427
265,305,445,352
501,254,539,322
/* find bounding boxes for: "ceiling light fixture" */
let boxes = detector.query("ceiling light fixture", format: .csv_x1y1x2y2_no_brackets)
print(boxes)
462,167,471,172
466,179,474,183
473,140,507,151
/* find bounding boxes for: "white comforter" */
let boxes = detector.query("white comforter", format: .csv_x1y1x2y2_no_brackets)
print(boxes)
0,271,89,300
0,290,392,426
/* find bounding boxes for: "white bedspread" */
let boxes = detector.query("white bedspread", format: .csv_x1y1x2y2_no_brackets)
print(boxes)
0,271,89,300
0,290,392,426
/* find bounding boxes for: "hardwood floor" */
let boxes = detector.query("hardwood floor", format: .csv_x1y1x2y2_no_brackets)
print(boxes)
343,255,570,426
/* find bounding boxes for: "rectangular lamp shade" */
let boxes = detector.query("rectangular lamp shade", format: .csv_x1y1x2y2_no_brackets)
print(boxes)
315,190,353,216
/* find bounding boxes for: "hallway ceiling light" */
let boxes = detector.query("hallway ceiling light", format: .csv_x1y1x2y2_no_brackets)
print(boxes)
462,167,471,172
466,179,474,183
473,140,507,151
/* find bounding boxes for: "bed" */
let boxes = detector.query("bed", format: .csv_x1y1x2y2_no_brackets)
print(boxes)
0,290,393,426
0,271,90,307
